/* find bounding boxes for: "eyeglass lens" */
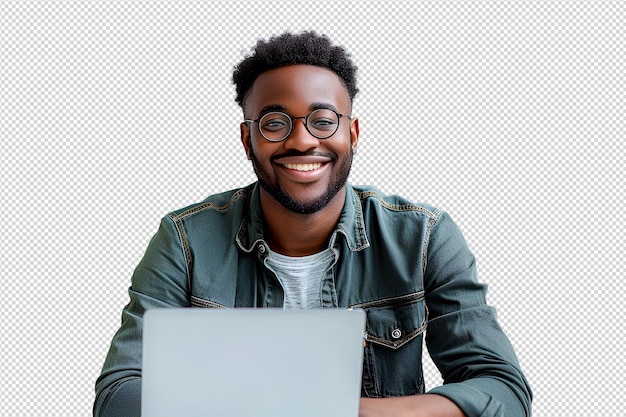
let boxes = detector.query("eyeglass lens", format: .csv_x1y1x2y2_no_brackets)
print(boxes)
259,109,339,142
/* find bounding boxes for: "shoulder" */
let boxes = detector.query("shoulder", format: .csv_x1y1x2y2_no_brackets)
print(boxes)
350,184,445,222
166,184,254,222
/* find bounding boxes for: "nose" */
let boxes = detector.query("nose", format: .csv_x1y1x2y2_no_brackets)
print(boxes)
283,117,320,151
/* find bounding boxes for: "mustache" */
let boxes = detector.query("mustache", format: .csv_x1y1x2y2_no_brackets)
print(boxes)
270,150,337,162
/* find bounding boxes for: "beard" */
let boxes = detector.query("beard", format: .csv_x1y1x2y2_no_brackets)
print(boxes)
249,146,354,215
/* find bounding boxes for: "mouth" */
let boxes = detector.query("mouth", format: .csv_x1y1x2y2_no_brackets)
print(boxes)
281,162,323,172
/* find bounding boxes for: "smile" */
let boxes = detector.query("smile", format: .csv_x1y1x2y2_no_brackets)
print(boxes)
282,163,323,172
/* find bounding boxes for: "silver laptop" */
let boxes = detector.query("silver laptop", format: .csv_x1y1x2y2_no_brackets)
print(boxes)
141,308,366,417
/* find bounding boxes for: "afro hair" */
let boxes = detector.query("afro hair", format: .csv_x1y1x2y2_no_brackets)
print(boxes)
232,31,358,110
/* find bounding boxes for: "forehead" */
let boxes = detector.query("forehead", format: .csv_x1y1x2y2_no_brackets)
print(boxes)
245,65,351,115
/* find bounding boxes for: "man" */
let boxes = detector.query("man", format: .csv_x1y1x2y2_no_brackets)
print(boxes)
94,31,532,417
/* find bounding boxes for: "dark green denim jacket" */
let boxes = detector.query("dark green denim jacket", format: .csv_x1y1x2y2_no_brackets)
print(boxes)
94,183,532,417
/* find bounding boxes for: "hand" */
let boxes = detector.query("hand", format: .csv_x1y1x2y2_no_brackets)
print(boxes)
359,394,465,417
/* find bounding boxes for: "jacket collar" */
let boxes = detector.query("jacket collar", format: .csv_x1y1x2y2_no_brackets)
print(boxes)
236,182,370,253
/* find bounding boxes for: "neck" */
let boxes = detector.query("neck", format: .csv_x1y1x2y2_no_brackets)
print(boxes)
260,188,346,257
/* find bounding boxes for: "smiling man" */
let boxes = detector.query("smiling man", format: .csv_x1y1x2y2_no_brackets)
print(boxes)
94,32,532,417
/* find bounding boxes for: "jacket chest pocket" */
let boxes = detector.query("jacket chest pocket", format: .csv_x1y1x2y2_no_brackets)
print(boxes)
355,292,427,397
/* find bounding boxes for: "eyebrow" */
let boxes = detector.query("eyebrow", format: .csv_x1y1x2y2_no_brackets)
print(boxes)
259,104,286,114
310,102,340,113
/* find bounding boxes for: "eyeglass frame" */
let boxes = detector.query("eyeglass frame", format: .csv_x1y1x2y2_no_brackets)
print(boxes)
244,108,352,142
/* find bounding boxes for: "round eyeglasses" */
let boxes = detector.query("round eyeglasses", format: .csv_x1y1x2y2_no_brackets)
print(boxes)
244,108,351,142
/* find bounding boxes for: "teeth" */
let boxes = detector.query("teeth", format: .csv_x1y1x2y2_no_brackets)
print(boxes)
283,163,322,171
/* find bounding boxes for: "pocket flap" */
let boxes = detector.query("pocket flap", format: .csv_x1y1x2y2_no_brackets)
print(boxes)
358,292,427,350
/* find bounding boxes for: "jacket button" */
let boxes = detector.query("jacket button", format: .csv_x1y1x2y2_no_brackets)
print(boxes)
258,244,266,254
391,328,402,339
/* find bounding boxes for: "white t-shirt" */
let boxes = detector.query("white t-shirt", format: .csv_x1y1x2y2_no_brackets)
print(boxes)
265,248,335,309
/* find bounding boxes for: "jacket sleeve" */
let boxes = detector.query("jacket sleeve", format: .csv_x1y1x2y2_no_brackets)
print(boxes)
423,212,532,417
93,215,190,417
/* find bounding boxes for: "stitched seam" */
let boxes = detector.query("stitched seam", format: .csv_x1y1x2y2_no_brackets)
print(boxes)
365,322,428,350
422,207,444,276
170,189,248,221
422,209,443,322
167,213,193,290
355,190,436,215
190,295,228,308
350,291,424,309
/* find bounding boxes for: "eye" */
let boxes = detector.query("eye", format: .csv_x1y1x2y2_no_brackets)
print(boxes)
262,119,289,131
310,118,337,130
260,113,290,132
308,109,339,132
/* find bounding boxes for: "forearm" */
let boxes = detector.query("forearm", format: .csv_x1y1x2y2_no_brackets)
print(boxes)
360,394,465,417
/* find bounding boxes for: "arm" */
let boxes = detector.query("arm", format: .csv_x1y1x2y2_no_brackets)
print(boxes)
422,212,532,417
93,216,190,417
357,211,531,417
360,394,465,417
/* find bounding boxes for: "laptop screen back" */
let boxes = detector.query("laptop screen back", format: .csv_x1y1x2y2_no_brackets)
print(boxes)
141,308,366,417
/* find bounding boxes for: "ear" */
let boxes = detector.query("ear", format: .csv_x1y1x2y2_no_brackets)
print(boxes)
240,122,252,160
349,117,360,155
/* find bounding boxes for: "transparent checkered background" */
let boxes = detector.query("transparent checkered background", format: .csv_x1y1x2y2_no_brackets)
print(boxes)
1,1,624,416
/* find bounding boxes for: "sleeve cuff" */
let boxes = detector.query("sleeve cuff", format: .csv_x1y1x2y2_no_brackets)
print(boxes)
428,382,505,417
